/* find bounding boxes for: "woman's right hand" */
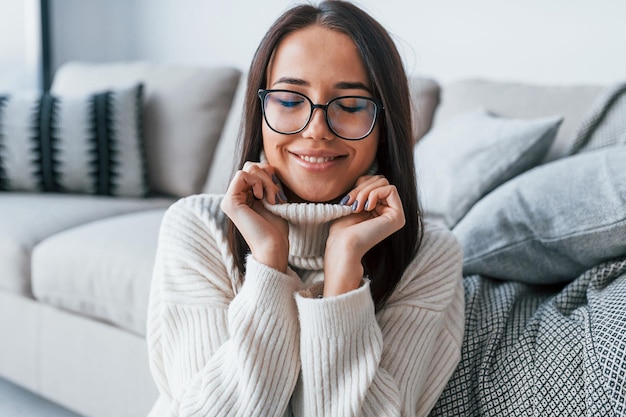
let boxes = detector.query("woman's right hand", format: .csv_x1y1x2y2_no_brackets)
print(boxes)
221,162,289,273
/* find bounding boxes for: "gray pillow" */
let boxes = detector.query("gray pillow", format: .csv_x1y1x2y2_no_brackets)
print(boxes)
454,147,626,283
0,84,146,197
415,108,562,228
51,63,242,198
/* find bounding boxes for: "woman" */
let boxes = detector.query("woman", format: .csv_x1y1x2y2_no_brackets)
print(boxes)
147,1,463,416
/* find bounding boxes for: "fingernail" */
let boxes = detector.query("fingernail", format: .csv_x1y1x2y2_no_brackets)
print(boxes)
351,200,359,211
274,194,279,204
340,195,350,205
279,190,288,202
364,200,369,210
272,174,279,184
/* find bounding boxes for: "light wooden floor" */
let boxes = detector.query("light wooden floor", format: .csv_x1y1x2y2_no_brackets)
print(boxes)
0,377,83,417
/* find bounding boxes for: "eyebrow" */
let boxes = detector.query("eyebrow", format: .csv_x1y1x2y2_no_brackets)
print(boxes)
272,77,372,93
272,77,307,87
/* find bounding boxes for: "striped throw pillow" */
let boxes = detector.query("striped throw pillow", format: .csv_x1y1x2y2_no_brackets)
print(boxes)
0,84,146,197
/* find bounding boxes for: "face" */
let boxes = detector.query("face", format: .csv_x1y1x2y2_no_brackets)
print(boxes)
263,25,380,203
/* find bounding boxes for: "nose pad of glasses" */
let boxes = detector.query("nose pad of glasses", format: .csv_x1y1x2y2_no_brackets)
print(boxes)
303,106,333,138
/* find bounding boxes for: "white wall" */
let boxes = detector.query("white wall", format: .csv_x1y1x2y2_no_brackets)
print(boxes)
369,0,626,85
130,0,298,72
49,0,135,75
51,0,626,86
0,0,42,91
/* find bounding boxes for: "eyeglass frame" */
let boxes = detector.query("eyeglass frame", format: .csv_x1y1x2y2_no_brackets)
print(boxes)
257,89,384,141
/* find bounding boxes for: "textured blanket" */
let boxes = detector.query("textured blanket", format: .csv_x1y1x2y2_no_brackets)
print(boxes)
430,256,626,416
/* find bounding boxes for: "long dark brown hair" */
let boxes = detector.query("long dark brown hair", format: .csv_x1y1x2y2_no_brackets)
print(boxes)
227,0,422,311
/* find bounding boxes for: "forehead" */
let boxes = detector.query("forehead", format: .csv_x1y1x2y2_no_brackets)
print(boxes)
266,25,370,89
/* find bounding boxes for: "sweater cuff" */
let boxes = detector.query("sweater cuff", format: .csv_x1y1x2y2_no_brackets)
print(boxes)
239,255,301,310
295,280,375,339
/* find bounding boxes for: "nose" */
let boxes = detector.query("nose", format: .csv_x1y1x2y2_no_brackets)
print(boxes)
301,107,334,141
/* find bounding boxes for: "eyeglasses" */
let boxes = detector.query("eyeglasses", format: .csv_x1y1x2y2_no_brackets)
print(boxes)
258,89,384,140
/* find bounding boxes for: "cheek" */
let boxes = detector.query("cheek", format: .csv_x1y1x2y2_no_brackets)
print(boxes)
261,126,280,157
261,130,292,170
355,138,379,172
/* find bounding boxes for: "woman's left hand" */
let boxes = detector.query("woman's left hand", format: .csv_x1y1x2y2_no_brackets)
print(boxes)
323,175,406,297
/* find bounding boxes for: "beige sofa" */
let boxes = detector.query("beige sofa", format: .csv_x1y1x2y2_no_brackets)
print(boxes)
0,61,606,416
0,62,241,417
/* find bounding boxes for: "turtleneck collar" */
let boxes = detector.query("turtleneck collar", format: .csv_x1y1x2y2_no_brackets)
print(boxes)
258,150,378,270
262,200,353,270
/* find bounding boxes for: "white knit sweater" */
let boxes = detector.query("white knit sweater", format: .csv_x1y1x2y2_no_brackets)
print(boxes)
147,194,464,417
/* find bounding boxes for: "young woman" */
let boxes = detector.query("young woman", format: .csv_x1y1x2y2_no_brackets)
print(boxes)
147,1,463,416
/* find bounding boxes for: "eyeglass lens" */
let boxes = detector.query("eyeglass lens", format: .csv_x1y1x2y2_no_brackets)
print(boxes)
262,91,377,140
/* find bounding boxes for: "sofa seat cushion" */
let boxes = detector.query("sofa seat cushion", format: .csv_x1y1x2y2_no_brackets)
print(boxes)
0,192,172,296
31,209,167,336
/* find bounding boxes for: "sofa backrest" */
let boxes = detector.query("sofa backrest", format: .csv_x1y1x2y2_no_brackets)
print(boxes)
203,75,246,195
52,62,241,198
433,79,604,162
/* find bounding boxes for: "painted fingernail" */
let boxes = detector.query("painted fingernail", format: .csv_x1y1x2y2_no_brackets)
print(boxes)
272,174,279,184
279,190,288,202
340,195,350,205
364,200,369,210
351,200,359,211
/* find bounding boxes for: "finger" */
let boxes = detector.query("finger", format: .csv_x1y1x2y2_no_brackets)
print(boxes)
330,193,404,254
242,162,284,204
355,187,406,247
366,184,406,227
350,176,389,212
271,172,288,203
225,170,265,202
339,175,386,208
362,208,406,247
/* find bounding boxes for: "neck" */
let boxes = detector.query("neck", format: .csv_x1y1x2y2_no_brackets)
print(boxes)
283,186,343,205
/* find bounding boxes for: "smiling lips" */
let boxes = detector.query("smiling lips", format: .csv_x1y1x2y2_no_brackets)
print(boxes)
298,154,338,163
288,151,346,172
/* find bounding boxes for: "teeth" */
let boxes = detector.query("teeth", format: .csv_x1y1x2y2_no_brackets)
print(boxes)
299,155,336,163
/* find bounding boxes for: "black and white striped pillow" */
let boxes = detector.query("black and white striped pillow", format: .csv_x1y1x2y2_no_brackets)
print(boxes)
0,84,146,197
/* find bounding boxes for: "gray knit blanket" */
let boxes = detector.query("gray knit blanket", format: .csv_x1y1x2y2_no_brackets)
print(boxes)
430,257,626,416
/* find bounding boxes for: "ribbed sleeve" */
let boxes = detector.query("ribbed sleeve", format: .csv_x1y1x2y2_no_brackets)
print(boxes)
292,223,464,417
147,195,301,417
294,282,384,416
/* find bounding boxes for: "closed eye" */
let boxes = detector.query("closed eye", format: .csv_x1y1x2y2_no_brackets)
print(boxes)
277,98,305,108
337,103,367,113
